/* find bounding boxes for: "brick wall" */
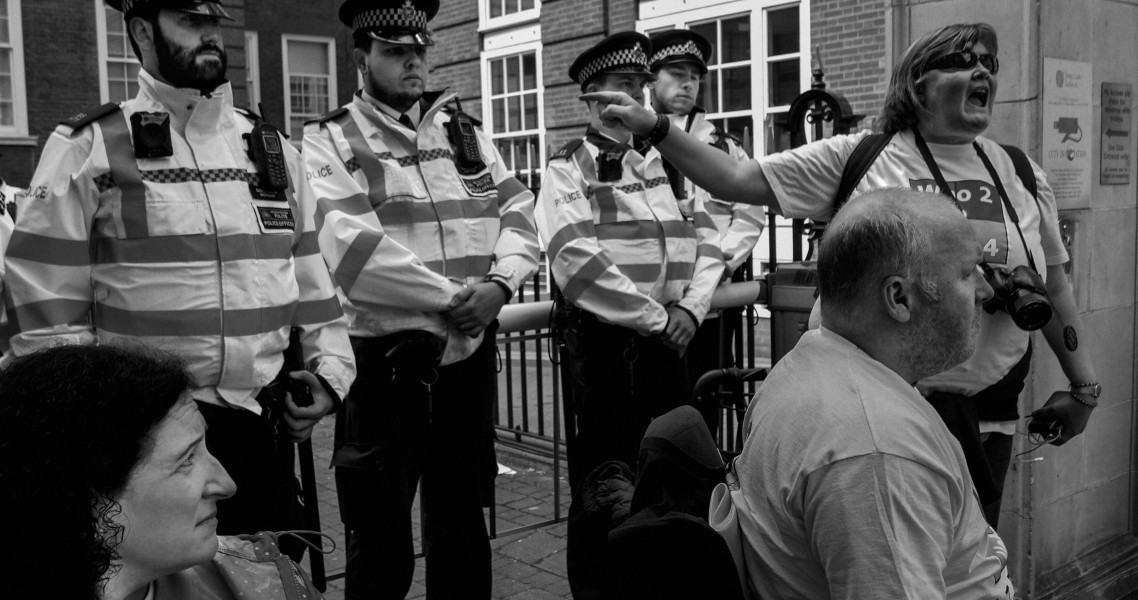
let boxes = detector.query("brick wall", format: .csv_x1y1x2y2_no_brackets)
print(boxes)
810,0,889,131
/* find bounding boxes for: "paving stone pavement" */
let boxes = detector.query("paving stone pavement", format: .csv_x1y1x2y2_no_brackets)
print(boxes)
303,416,572,600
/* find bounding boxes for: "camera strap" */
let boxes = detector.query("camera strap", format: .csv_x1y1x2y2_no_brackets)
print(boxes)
912,129,1037,272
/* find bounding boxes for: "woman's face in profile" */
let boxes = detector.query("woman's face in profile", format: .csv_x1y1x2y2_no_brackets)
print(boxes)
112,398,236,577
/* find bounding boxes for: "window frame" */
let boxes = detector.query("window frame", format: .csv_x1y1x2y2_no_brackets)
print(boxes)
244,30,261,112
0,0,27,138
637,0,810,157
480,36,545,187
94,0,141,106
479,0,541,33
280,34,337,139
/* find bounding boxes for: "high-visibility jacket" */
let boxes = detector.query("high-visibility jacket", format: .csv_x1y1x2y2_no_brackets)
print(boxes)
3,70,355,410
675,110,764,275
536,128,724,335
302,91,539,365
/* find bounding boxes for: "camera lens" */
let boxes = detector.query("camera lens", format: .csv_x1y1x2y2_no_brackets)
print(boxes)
1010,292,1052,331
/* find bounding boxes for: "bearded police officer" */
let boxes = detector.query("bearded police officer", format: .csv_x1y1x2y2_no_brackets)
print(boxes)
3,0,355,553
301,1,539,598
534,32,724,598
647,30,765,409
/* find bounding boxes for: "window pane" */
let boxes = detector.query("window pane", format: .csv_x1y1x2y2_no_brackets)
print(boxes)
490,0,502,18
521,0,534,10
723,116,753,152
507,96,520,131
690,22,717,65
722,16,750,63
767,7,799,56
767,59,799,106
507,56,520,93
0,101,12,127
492,98,506,134
522,53,536,90
514,138,531,172
0,3,11,46
491,59,504,95
288,41,329,75
697,70,719,112
497,139,512,168
722,67,750,111
523,92,537,129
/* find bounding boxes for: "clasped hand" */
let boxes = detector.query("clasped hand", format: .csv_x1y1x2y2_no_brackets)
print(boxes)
446,282,509,337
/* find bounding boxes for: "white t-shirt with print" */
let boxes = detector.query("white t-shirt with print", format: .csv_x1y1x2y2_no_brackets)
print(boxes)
759,129,1067,396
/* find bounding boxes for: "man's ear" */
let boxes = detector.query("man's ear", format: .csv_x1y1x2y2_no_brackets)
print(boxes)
881,275,914,324
128,15,155,55
353,47,368,73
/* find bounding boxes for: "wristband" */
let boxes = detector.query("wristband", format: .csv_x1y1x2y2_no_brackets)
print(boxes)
646,113,671,145
1069,391,1099,409
484,276,513,301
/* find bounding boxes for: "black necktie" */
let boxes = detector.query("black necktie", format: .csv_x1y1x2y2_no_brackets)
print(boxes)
398,113,414,130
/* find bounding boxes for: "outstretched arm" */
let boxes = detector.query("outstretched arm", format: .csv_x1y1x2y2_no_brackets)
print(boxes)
581,91,777,207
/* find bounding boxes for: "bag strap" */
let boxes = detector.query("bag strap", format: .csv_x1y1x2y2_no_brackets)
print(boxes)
832,132,893,219
999,143,1042,218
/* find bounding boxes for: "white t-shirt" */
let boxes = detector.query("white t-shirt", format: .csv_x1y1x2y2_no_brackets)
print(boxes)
759,129,1067,396
735,327,1014,600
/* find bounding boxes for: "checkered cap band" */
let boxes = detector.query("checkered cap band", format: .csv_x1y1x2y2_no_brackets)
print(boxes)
577,44,650,86
352,1,429,32
650,41,705,66
119,0,229,16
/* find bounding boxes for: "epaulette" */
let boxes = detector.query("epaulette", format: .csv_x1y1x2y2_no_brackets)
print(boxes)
549,138,585,162
59,102,120,131
440,102,483,127
305,106,350,126
234,106,263,122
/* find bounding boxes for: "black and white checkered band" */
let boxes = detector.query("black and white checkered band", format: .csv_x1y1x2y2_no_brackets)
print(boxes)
577,44,649,85
651,41,705,66
352,1,429,32
119,0,223,15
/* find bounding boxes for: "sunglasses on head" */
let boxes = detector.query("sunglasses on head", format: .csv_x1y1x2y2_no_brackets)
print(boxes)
926,50,999,75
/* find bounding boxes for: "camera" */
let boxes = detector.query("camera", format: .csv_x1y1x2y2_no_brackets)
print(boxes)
980,263,1052,331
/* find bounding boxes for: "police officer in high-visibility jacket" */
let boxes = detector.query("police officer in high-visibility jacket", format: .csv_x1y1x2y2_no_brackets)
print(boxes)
647,30,765,423
301,1,539,598
534,32,724,598
3,0,355,554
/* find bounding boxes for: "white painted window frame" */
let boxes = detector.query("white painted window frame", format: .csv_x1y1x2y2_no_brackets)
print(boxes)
281,34,337,138
479,0,541,33
0,0,26,137
244,30,261,112
94,0,141,106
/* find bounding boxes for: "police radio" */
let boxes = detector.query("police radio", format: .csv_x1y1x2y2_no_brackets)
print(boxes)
446,101,485,174
248,122,290,190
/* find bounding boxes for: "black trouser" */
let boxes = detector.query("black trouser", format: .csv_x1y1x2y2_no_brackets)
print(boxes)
197,398,306,560
561,312,692,600
926,344,1031,529
335,329,498,600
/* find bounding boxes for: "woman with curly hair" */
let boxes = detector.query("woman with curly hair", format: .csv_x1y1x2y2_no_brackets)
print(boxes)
0,345,320,599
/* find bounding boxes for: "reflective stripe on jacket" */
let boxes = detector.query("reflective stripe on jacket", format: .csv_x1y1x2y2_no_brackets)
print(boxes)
535,128,724,335
3,69,355,407
302,91,539,365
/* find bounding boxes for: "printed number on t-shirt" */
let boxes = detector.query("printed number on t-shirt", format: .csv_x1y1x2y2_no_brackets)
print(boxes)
910,178,1009,264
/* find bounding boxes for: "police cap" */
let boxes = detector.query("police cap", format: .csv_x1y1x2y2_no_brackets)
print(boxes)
339,0,439,47
648,30,712,76
106,0,234,21
569,32,656,91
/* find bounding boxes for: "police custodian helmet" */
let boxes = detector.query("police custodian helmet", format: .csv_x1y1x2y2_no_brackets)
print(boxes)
105,0,234,20
568,32,656,91
648,30,712,76
339,0,440,46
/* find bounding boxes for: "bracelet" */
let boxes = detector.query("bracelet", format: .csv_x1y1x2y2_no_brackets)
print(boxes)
1069,381,1099,390
646,113,670,145
1069,392,1099,408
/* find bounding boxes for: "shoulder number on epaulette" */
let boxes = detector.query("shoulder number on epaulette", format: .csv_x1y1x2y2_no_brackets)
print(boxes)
60,102,120,130
549,138,585,163
306,106,350,127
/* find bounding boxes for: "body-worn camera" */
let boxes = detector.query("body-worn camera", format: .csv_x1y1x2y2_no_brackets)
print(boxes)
980,263,1052,331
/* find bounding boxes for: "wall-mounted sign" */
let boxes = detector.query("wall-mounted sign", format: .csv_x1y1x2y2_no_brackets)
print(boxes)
1100,82,1132,185
1042,58,1093,208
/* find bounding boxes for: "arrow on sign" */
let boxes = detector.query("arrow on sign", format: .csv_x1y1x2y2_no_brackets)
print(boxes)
1106,129,1130,138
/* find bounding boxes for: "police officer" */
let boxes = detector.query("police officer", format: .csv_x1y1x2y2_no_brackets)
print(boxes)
647,30,764,425
301,1,539,598
3,0,355,553
534,32,724,598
